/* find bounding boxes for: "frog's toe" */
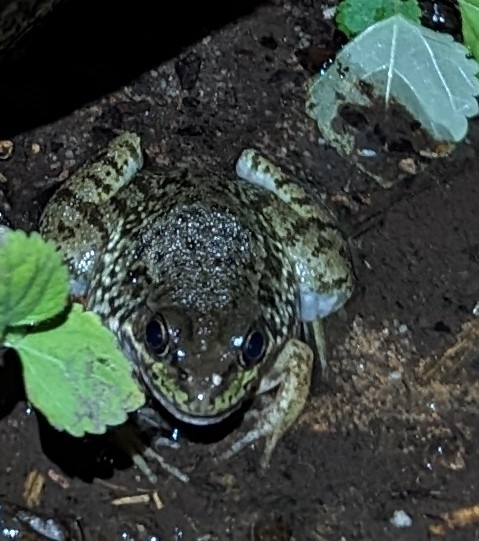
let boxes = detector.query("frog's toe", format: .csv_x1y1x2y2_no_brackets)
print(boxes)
140,445,189,483
236,148,283,192
113,423,189,484
218,424,270,464
218,423,285,471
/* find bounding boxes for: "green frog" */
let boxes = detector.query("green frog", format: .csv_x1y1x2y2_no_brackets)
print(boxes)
39,132,354,478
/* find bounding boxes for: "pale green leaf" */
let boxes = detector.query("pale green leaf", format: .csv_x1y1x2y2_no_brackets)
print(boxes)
5,304,144,436
0,230,68,334
307,15,479,150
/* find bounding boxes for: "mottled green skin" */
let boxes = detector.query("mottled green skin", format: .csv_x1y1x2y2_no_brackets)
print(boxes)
40,133,353,462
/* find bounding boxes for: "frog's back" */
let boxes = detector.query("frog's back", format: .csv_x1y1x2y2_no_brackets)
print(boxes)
114,167,276,232
112,168,284,305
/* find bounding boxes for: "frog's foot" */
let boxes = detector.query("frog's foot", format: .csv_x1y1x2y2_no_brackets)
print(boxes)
219,339,313,469
69,132,144,205
135,406,181,451
41,132,143,220
112,422,189,484
236,149,317,219
236,148,286,195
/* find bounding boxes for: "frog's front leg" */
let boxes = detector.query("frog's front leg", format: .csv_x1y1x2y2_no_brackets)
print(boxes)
221,339,313,468
43,132,143,212
39,133,143,296
236,149,354,369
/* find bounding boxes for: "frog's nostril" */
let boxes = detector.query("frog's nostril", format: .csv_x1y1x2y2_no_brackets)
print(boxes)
173,348,186,363
178,367,189,382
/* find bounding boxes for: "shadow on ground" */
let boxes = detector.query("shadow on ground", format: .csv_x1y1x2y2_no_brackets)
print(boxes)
0,0,264,137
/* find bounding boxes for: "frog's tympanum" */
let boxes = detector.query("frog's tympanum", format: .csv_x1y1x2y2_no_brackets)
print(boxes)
39,133,353,474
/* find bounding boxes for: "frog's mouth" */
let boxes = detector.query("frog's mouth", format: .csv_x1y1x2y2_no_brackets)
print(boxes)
153,391,240,426
137,365,251,427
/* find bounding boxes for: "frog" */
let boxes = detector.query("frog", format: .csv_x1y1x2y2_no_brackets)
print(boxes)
39,132,354,479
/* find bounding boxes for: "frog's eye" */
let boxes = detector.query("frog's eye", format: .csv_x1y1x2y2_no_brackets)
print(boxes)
145,317,169,354
240,328,267,369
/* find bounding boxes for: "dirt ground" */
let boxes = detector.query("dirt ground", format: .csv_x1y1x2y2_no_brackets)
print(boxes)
1,0,479,539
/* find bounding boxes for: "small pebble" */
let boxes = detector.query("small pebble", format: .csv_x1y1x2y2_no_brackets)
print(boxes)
0,140,14,160
390,509,412,528
388,370,403,382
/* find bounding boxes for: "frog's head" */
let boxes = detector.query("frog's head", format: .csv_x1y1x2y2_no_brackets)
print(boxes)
122,291,290,425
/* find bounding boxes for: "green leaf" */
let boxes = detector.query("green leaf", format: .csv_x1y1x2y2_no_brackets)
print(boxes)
336,0,422,38
0,230,68,335
307,15,479,148
5,304,145,436
459,0,479,64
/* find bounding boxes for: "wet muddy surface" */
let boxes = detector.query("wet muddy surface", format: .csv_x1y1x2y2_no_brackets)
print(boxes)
1,1,479,539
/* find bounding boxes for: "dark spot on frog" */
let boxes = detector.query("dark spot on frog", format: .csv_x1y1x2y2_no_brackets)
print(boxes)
177,367,189,382
55,222,75,238
225,256,237,268
127,268,141,284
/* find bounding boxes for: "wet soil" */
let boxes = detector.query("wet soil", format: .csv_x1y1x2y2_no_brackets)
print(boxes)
1,1,479,539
